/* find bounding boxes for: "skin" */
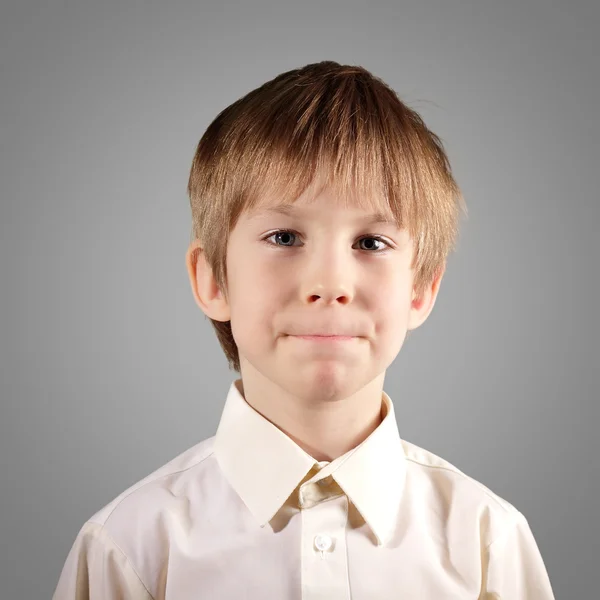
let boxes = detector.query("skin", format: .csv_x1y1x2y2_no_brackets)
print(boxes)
186,183,444,462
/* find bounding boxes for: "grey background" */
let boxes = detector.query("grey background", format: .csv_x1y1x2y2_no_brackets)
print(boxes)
1,1,598,598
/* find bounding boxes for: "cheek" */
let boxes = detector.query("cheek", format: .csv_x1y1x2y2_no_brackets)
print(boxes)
238,260,290,300
371,278,413,335
371,299,412,364
229,267,283,338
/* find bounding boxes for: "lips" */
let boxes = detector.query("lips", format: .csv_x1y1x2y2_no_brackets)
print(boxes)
297,334,350,337
284,322,364,337
288,334,357,339
298,334,354,337
288,330,358,336
293,335,356,343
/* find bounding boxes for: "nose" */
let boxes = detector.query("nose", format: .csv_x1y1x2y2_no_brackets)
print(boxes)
302,265,354,306
307,285,350,305
299,240,357,305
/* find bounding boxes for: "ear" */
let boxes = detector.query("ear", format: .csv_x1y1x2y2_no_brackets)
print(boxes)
185,240,231,322
406,264,445,332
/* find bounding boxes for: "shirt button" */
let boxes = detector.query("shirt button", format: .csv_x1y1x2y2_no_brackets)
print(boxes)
314,534,333,552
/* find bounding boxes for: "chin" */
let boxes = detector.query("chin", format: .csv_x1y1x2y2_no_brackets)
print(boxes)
301,366,356,398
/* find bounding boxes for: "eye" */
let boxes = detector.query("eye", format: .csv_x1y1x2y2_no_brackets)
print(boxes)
262,229,392,252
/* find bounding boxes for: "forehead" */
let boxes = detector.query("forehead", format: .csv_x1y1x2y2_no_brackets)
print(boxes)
246,202,398,227
244,180,399,227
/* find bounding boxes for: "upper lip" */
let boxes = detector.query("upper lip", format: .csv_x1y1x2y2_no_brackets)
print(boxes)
288,331,358,337
285,320,364,337
296,333,353,336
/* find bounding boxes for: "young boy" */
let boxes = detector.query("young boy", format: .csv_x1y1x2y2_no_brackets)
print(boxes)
54,61,555,599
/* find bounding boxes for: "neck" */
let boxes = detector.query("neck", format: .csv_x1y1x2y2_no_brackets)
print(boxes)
235,364,386,462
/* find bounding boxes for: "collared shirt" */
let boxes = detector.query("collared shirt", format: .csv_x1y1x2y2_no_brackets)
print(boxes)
53,378,555,599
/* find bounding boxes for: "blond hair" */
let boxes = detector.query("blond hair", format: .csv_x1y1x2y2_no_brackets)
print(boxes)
187,61,467,372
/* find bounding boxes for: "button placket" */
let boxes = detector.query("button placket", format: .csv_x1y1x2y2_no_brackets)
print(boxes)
314,533,334,558
300,494,350,600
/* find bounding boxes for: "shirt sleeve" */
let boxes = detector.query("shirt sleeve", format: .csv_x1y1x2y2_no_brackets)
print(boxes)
482,511,555,599
53,521,154,600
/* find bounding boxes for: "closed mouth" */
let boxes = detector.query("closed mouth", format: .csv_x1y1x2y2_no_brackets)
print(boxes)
292,334,356,340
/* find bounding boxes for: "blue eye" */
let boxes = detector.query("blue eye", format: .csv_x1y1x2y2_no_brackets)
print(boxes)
269,230,297,247
263,229,391,252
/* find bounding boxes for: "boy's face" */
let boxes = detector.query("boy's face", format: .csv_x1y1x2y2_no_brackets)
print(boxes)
188,184,443,405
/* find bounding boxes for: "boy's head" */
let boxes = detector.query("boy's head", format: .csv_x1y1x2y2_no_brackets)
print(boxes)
186,61,466,397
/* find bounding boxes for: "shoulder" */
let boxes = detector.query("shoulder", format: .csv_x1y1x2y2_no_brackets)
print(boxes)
401,438,524,546
88,435,218,529
81,436,221,576
89,436,217,528
57,436,220,598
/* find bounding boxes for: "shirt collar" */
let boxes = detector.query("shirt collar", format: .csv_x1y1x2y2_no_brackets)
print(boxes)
213,379,406,546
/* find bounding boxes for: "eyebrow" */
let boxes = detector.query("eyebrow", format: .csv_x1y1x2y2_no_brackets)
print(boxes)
249,204,398,226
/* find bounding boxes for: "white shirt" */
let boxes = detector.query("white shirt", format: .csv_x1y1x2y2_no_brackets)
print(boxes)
53,379,555,599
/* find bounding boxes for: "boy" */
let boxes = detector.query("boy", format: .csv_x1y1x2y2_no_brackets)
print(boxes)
53,61,555,599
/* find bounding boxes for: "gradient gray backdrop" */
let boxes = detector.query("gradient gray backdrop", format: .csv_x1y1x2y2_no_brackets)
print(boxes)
1,1,598,598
